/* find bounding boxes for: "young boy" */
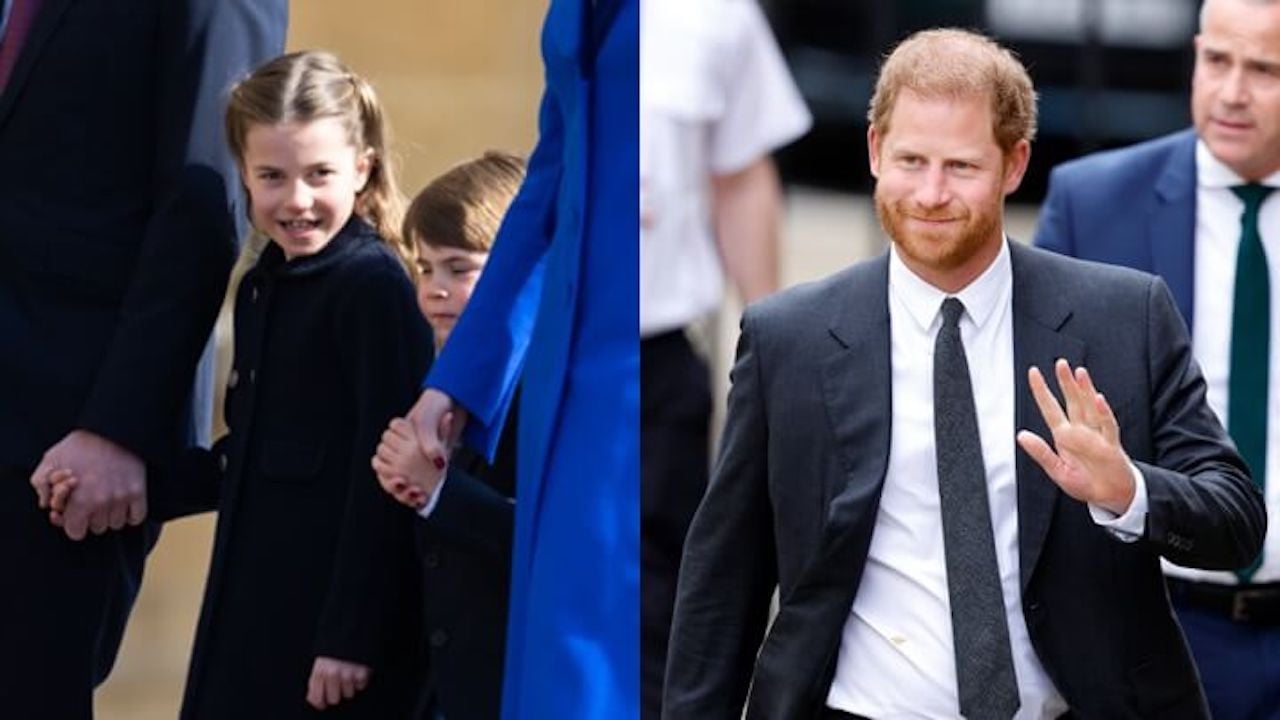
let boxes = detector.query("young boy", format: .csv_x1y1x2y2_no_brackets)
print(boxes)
375,151,526,720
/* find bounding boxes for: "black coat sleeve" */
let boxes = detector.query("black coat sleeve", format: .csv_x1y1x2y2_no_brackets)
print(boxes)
76,0,288,464
312,257,433,666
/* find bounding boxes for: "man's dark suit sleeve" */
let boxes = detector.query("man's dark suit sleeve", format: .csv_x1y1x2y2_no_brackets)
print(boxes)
1137,278,1267,567
664,310,778,720
75,0,287,463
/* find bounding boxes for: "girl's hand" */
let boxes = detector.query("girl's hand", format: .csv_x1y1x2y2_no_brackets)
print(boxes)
46,468,79,526
306,656,371,710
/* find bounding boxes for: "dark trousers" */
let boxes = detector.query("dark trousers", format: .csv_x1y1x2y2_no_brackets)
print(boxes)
641,330,711,720
0,466,149,719
1172,590,1280,719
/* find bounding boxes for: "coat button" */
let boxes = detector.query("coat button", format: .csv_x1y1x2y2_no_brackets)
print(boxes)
429,629,448,648
227,369,239,389
218,454,228,472
250,285,259,303
424,551,440,569
248,369,256,384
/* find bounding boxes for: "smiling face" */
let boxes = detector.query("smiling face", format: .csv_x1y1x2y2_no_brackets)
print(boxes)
1193,0,1280,180
414,238,489,349
869,89,1029,292
241,117,371,259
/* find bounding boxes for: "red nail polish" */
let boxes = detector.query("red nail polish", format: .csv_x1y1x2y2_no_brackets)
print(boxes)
433,456,445,470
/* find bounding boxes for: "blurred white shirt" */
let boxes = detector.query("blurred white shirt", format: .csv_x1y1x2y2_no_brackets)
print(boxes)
639,0,811,336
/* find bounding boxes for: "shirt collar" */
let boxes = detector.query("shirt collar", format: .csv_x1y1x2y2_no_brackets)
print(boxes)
1196,138,1280,189
889,237,1012,333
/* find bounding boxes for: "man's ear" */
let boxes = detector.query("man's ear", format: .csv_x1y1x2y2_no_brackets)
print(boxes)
867,124,882,179
1002,139,1031,195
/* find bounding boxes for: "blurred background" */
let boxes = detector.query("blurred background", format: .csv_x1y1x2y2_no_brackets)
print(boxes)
96,2,542,717
98,0,1202,716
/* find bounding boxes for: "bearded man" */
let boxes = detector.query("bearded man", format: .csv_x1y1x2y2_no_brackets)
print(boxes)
662,28,1264,720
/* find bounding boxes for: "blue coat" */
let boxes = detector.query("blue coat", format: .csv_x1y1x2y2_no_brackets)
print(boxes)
1034,129,1198,329
423,0,639,717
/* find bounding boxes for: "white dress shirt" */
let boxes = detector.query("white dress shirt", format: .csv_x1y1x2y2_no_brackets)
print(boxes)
639,0,811,336
1165,142,1280,584
826,240,1146,718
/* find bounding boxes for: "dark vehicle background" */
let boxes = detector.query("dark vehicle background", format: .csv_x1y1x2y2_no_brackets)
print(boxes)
763,0,1200,201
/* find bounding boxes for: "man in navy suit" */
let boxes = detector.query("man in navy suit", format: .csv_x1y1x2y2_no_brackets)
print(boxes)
1036,0,1280,714
0,1,285,716
666,28,1263,719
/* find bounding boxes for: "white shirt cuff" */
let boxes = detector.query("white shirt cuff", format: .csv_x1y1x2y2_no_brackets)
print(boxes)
1088,463,1148,542
415,476,446,519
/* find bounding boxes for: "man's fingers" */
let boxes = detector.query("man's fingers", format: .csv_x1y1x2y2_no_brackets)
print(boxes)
324,672,342,706
88,510,109,536
1094,392,1121,445
1053,359,1086,424
107,501,129,532
1027,366,1068,430
354,667,370,691
126,495,147,527
62,504,89,541
1016,430,1064,481
306,669,326,710
30,456,55,509
1070,365,1099,428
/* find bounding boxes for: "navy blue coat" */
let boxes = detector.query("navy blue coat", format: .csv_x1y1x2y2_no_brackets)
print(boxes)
414,400,518,720
0,1,285,714
1035,129,1199,328
162,220,432,719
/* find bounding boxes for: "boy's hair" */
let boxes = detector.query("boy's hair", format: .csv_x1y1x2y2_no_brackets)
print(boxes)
404,151,527,256
226,50,410,263
868,28,1038,156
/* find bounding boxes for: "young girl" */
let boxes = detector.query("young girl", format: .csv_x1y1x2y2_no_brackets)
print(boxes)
57,50,431,718
374,151,525,720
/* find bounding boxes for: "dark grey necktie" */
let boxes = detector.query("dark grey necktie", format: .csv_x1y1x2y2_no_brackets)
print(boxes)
934,297,1020,719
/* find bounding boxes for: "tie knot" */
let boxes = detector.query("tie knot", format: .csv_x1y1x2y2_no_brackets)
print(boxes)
1232,183,1275,213
940,297,966,330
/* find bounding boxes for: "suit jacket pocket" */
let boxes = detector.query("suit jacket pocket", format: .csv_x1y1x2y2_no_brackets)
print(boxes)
259,439,326,484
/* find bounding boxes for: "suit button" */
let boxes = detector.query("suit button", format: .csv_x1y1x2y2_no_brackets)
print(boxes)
424,551,440,569
429,629,449,648
250,285,259,303
218,454,228,472
227,369,239,389
248,369,256,384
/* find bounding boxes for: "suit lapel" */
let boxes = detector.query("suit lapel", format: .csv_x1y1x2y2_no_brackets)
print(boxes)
818,254,892,561
0,0,72,131
1009,243,1086,591
1148,131,1197,329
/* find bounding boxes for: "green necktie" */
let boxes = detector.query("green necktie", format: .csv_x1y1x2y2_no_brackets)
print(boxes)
1231,183,1273,583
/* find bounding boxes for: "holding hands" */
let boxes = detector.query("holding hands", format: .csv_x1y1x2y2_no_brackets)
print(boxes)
371,388,467,510
29,430,146,540
1016,359,1136,515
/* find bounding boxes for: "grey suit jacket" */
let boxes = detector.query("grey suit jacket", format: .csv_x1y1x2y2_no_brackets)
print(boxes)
664,241,1264,720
